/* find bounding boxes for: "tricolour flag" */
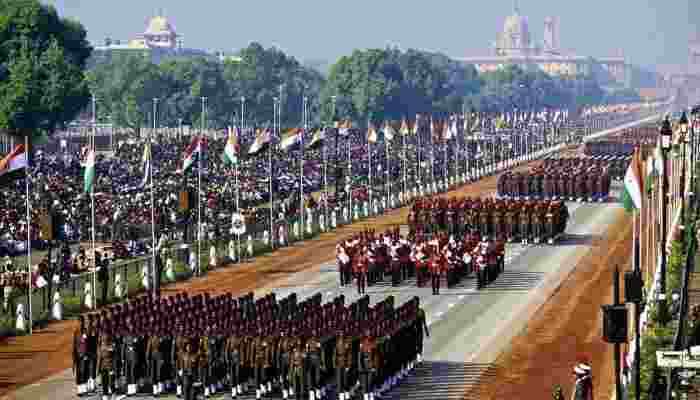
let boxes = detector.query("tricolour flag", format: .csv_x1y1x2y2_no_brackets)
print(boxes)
141,142,151,187
368,125,378,143
224,126,240,165
83,148,96,193
280,128,303,151
621,149,644,212
248,128,272,155
307,128,326,149
179,136,203,174
0,144,28,185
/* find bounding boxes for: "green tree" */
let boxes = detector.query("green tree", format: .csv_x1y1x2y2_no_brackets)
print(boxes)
0,0,92,138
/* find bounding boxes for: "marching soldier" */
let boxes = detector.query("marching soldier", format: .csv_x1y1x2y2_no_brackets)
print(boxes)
354,250,368,295
276,326,293,399
73,316,90,396
226,326,243,398
97,328,116,400
86,315,99,394
289,333,306,400
122,321,140,396
305,328,324,400
146,325,165,396
181,340,199,400
253,327,270,398
334,329,352,400
173,325,188,397
414,298,429,363
359,328,377,400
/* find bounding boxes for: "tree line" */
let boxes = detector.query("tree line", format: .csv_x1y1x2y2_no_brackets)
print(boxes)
0,0,642,139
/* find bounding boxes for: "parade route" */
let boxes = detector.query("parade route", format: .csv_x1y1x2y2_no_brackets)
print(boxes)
6,193,624,400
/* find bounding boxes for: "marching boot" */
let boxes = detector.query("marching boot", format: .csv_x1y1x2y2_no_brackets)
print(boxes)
268,381,273,393
176,385,182,397
204,386,210,398
364,393,369,400
309,390,315,400
316,389,321,399
283,389,288,399
238,384,243,395
256,389,261,399
232,386,237,398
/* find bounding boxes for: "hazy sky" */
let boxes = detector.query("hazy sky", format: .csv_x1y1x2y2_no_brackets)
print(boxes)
45,0,694,71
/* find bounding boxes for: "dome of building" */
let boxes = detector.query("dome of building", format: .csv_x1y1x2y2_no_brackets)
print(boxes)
145,15,176,36
502,10,530,50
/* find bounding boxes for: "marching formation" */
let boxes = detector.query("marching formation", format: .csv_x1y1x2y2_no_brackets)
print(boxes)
336,227,505,294
408,196,569,245
497,158,614,202
73,291,429,400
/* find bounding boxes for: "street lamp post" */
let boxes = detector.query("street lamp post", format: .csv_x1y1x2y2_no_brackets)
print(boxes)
679,112,689,236
658,116,673,325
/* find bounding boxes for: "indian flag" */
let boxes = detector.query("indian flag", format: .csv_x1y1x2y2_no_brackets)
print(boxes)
0,144,28,185
280,128,303,151
83,148,96,193
621,149,643,212
248,128,271,155
178,136,203,173
224,126,239,165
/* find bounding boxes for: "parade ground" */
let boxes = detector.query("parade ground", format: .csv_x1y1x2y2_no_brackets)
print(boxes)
1,152,629,400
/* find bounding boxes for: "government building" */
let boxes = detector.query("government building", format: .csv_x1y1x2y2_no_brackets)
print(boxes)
90,14,238,66
457,6,628,85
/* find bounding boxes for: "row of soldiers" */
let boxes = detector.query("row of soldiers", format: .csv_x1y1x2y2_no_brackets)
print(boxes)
497,167,611,202
407,196,569,244
336,227,505,295
73,290,429,400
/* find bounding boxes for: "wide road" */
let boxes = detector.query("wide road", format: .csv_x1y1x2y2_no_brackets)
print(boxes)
10,192,624,400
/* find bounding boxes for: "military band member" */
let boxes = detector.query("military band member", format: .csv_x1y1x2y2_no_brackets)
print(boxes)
429,253,441,295
73,316,90,396
354,252,368,296
97,328,116,400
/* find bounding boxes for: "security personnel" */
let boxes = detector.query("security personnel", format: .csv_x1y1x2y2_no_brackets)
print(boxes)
225,327,242,398
359,329,377,400
97,328,116,400
181,341,198,400
305,329,324,400
73,316,90,396
334,329,352,400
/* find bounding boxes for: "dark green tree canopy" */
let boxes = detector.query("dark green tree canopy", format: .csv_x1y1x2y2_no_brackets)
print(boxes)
0,0,92,138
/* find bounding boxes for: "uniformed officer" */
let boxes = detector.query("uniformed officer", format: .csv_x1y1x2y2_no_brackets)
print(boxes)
73,316,90,396
123,321,140,396
334,329,352,400
336,244,351,286
414,298,429,363
97,328,116,400
354,251,368,296
181,340,198,400
226,326,243,398
305,328,324,400
289,333,305,400
86,315,99,394
146,325,165,396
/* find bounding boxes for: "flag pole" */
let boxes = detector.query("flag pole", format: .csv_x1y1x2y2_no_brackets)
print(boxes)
270,99,275,250
416,117,421,191
347,123,352,221
301,97,307,236
385,125,389,209
402,122,407,201
323,126,328,226
368,119,372,215
238,97,244,258
444,121,448,188
91,95,97,307
197,97,206,276
151,98,158,294
25,134,32,335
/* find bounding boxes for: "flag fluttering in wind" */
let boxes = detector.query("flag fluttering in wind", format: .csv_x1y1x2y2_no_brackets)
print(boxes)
83,147,96,193
248,127,272,155
621,148,644,212
308,127,326,149
368,124,378,143
383,122,396,142
179,136,204,173
0,144,28,186
141,141,151,187
224,126,240,165
280,128,303,152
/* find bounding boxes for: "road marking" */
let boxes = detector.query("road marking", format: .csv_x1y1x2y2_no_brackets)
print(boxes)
447,303,454,308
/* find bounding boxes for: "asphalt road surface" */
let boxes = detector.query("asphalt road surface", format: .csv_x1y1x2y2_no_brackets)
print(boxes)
10,189,623,400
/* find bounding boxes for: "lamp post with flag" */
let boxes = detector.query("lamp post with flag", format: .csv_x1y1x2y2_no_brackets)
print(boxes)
368,122,377,215
150,98,158,294
198,97,206,276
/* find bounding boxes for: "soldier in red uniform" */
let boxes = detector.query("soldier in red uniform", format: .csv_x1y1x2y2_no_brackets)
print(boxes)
354,250,368,295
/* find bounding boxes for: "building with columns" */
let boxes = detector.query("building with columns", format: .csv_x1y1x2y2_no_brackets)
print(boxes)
90,14,236,66
456,5,628,85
